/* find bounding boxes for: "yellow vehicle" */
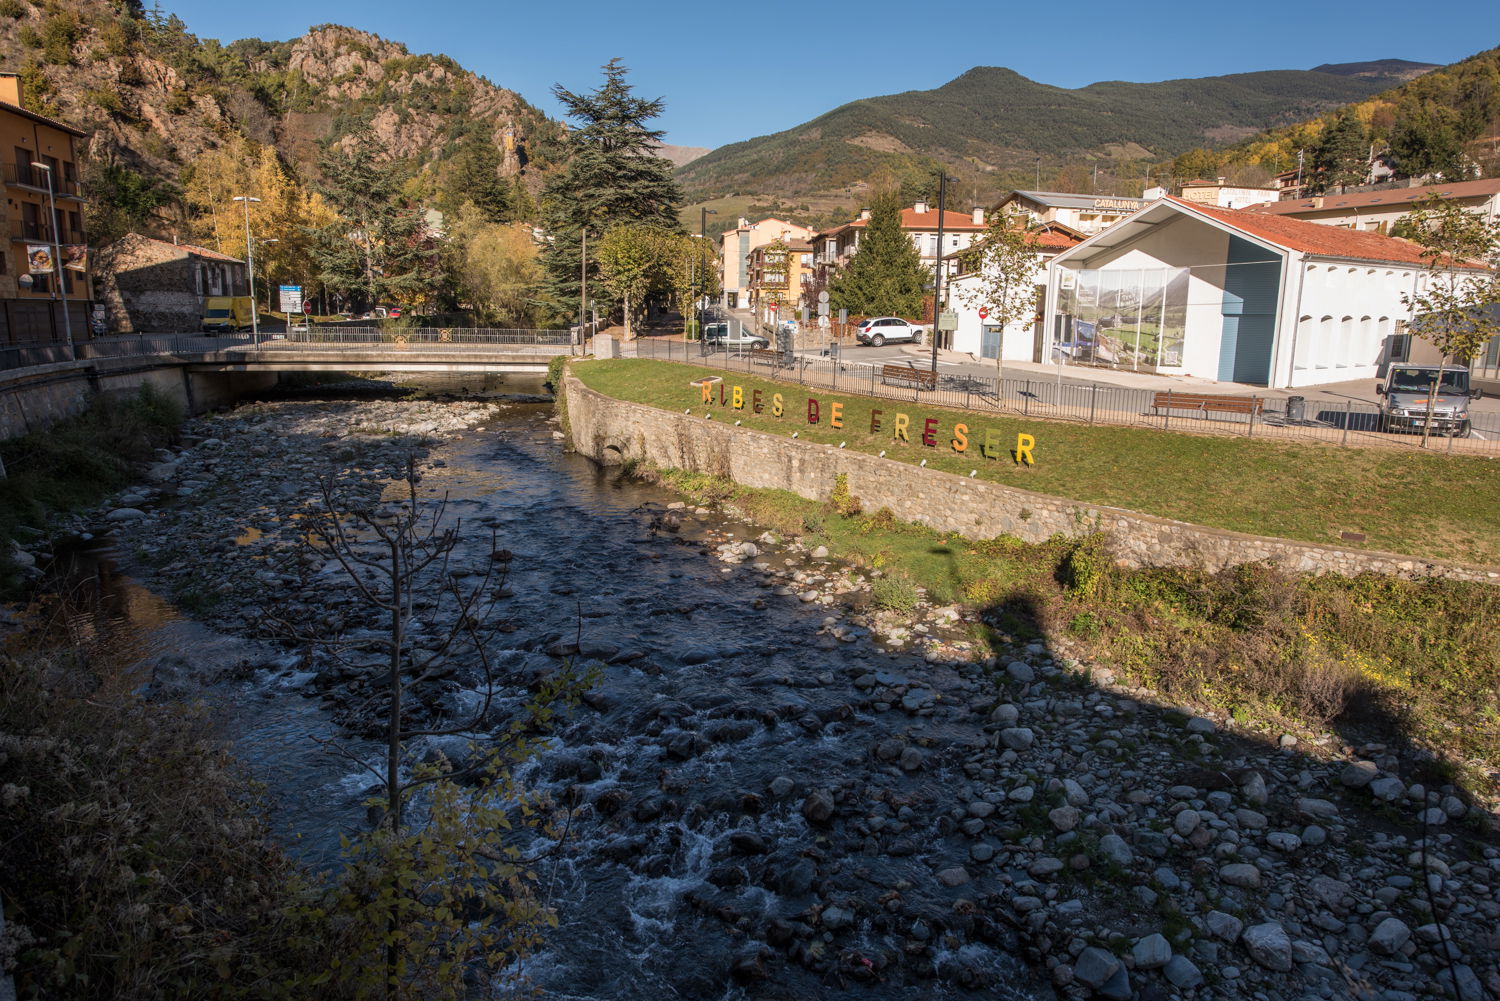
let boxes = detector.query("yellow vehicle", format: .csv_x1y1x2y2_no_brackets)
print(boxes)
201,296,255,333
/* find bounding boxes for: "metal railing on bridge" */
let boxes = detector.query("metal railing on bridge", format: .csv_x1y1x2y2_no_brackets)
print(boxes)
0,329,575,373
633,337,1500,457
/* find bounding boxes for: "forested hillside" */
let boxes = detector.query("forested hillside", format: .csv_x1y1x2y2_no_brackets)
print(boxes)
676,61,1430,207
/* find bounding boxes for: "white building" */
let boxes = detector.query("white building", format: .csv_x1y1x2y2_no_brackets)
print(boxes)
992,191,1150,236
1176,178,1281,211
946,223,1085,363
1243,178,1500,236
1043,197,1485,388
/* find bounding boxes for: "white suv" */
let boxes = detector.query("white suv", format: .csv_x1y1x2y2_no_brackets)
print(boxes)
856,317,924,346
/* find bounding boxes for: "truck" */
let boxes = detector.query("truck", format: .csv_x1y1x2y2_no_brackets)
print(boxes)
1375,364,1481,437
201,296,256,333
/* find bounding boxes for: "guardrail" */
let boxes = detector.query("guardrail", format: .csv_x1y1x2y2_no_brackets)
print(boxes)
272,326,572,346
633,337,1500,456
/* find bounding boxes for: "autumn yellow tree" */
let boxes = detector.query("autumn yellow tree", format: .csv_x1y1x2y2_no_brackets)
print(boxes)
447,203,541,326
183,141,342,311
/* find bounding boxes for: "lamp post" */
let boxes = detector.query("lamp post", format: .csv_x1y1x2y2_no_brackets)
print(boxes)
233,195,262,346
30,161,72,355
698,207,717,341
258,238,279,314
930,174,959,374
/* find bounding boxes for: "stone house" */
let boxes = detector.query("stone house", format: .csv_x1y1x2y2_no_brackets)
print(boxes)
95,234,248,333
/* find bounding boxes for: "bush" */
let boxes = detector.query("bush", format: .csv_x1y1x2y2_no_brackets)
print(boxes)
828,472,861,517
1057,535,1109,597
0,0,25,17
871,575,920,613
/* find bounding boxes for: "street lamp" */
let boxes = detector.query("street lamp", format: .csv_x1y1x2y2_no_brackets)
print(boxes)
698,207,717,341
30,161,72,355
931,174,959,374
233,195,262,346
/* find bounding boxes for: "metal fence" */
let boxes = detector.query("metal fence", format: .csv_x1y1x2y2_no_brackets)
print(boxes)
633,337,1500,456
0,329,575,373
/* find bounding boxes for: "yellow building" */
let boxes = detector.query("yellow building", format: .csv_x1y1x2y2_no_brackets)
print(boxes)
0,71,91,344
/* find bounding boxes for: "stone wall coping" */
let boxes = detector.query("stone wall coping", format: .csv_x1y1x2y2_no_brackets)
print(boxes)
567,374,1500,582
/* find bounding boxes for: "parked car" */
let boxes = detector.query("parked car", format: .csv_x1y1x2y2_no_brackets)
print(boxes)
703,322,769,350
1376,364,1480,436
855,317,924,346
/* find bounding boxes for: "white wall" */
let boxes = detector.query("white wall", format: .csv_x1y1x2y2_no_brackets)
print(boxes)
1278,260,1416,388
948,263,1045,361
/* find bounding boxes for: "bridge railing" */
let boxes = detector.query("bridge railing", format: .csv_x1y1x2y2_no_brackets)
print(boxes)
0,329,573,373
271,327,571,347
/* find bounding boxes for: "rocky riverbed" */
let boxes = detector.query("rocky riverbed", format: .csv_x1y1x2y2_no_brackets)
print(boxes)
29,393,1500,1001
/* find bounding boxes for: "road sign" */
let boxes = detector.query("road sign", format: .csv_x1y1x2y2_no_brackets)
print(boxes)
279,285,303,313
938,311,959,331
768,302,778,312
303,301,314,315
818,315,829,329
818,290,830,303
978,307,989,320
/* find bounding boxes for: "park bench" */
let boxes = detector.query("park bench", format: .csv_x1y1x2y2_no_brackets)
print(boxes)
1150,391,1264,418
881,364,938,392
750,347,785,368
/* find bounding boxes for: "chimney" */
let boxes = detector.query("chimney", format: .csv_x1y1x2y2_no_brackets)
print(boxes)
914,199,928,214
972,206,985,225
1216,176,1226,185
0,72,21,107
858,208,871,221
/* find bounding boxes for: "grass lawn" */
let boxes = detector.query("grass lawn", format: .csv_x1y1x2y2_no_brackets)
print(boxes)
571,358,1500,566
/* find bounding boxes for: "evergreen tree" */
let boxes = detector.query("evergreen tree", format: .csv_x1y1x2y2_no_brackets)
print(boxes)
313,129,441,312
1389,98,1477,181
1308,112,1369,192
441,135,511,224
829,191,928,320
537,59,683,323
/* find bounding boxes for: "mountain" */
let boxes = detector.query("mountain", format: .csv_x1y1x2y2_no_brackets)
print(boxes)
676,62,1433,206
1310,59,1438,80
651,143,711,168
0,2,558,240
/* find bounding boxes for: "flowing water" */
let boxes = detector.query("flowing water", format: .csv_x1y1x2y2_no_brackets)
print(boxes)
42,382,1046,1001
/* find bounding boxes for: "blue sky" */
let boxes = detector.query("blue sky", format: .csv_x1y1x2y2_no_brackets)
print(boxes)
174,0,1499,150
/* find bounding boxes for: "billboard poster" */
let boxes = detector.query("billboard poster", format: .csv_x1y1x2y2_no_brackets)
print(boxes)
27,244,53,273
63,244,87,272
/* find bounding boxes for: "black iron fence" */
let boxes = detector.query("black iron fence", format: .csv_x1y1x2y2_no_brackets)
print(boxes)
632,337,1500,456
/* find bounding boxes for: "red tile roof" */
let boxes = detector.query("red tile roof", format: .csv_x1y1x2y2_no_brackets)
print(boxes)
0,100,86,137
1168,197,1472,267
828,207,988,235
1245,178,1500,215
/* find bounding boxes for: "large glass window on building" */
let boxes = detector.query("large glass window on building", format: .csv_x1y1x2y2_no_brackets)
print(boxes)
1054,268,1188,370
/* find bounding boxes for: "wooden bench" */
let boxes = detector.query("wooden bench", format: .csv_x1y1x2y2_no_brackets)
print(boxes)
1150,391,1264,418
750,347,784,367
882,364,938,391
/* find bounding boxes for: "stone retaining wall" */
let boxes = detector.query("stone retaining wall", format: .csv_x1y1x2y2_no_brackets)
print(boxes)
565,374,1500,584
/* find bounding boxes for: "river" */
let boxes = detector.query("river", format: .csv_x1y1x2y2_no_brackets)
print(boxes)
46,379,1050,1001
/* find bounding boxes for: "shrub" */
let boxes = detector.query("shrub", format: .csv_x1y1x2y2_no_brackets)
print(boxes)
39,10,79,64
0,0,25,17
871,575,920,613
1057,535,1109,597
545,354,568,393
828,472,861,517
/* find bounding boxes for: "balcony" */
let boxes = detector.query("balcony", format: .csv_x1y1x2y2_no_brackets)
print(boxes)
9,219,86,245
3,162,84,198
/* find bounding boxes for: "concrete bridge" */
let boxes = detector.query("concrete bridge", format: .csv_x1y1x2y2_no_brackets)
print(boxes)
0,328,573,438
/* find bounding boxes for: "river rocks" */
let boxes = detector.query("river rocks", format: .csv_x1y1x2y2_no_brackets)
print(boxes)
998,727,1034,751
935,866,971,887
801,790,835,825
105,507,147,522
1074,947,1120,990
1242,922,1293,971
86,392,1500,1001
1131,933,1171,969
1369,917,1412,955
1220,863,1262,888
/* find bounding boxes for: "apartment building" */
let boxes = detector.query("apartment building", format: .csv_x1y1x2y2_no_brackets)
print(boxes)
0,71,90,344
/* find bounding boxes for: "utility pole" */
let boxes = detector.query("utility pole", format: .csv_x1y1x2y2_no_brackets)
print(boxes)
233,195,262,346
930,173,951,374
30,161,72,355
579,228,587,340
699,206,716,342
